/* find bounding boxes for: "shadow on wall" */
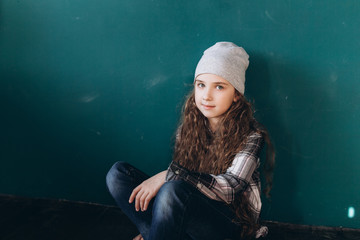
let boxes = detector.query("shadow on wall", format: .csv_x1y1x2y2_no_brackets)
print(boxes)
246,52,313,224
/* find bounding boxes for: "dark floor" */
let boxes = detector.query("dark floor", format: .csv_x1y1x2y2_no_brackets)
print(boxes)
0,194,359,240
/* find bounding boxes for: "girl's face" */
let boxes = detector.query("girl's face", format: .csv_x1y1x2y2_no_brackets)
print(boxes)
194,73,238,130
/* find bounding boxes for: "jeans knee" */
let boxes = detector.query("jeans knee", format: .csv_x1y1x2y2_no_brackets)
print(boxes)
153,181,191,215
106,161,130,192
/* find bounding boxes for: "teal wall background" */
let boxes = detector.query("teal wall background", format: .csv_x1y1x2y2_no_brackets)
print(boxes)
1,0,359,228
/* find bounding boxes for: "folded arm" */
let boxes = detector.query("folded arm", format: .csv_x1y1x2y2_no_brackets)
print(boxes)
166,132,264,204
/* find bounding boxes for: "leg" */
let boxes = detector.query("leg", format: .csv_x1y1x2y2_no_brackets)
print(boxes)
106,161,153,238
148,180,240,240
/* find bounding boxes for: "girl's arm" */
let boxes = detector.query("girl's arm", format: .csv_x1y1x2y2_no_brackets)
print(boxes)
166,132,264,204
129,170,167,212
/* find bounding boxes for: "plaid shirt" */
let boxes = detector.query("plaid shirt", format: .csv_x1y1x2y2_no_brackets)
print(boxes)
166,132,264,219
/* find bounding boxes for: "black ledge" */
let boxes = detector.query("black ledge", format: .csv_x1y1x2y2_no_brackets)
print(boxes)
0,194,359,240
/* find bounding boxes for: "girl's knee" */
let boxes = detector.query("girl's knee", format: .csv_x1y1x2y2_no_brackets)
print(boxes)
152,181,194,223
106,161,130,190
154,181,192,208
159,180,188,193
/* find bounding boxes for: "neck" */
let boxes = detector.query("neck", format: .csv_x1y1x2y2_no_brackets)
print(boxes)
208,118,219,132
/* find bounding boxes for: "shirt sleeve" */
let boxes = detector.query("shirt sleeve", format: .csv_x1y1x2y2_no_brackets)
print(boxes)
166,132,264,204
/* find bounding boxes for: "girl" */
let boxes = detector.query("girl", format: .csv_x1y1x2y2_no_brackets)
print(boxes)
106,42,275,240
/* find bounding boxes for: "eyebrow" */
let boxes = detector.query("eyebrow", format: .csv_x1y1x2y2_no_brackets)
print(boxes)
195,79,229,85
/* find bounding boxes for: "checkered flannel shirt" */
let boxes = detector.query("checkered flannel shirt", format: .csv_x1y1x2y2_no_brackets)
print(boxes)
166,131,264,219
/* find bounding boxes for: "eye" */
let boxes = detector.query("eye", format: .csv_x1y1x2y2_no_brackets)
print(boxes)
197,83,205,88
216,85,224,90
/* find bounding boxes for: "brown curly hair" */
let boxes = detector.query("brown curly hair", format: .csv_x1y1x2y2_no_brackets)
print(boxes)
173,90,275,239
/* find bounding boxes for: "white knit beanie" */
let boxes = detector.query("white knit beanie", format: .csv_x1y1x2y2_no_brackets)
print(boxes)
194,42,249,95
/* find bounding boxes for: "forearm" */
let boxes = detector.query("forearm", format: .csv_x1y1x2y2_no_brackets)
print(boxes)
154,170,167,182
166,162,219,200
166,161,251,203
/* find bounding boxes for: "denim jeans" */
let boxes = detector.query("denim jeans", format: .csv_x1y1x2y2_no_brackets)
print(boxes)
106,161,241,240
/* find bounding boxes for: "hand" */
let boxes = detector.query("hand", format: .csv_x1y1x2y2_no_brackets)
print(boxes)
133,233,144,240
129,170,167,212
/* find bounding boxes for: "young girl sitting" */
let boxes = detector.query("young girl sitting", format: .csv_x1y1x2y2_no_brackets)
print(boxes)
106,42,275,240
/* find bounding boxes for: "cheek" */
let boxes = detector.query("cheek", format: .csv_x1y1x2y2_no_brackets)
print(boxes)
194,90,201,104
222,95,236,109
225,99,234,109
194,92,199,107
195,98,202,110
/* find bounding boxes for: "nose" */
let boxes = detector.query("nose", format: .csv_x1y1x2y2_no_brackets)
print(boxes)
202,88,212,101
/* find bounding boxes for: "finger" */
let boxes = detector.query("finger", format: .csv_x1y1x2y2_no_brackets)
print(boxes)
133,233,142,240
143,193,154,211
140,192,149,211
135,190,144,211
129,185,141,203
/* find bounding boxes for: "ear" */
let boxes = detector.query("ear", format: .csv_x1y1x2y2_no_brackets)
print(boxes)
233,94,240,102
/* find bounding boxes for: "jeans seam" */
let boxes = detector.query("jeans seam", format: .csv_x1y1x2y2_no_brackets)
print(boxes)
177,185,193,240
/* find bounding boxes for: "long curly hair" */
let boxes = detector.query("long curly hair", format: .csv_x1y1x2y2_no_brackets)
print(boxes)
173,90,275,239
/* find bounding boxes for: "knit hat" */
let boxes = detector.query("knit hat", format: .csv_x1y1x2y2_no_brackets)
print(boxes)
194,42,249,95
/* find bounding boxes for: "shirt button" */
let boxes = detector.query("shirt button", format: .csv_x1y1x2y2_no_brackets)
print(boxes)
196,183,202,188
175,170,180,175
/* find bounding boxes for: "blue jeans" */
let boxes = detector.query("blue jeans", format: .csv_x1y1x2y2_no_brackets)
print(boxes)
106,161,241,240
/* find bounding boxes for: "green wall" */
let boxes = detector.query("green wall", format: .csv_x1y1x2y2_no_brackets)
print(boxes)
1,0,359,228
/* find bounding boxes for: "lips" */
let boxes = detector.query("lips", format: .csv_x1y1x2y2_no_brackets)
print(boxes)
201,104,215,110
